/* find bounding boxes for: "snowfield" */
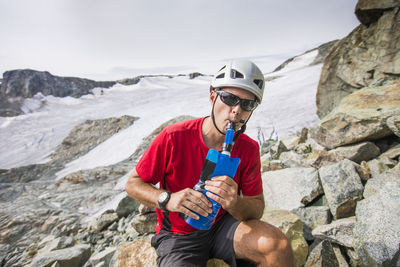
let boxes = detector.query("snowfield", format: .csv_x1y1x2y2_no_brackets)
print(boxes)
0,51,321,179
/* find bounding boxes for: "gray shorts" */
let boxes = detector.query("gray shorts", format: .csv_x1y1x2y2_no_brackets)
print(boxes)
151,214,256,267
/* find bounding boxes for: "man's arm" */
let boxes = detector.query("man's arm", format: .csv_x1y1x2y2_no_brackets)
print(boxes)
125,170,212,219
204,175,265,221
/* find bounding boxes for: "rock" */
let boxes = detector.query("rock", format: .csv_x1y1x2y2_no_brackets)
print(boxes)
261,209,308,267
39,236,75,253
305,240,339,267
330,141,380,163
291,206,332,241
319,159,364,219
262,167,323,211
269,140,289,160
355,0,400,26
379,143,400,160
364,158,393,178
87,247,116,267
310,150,345,169
91,211,119,233
387,115,400,137
29,244,91,267
316,6,400,119
279,151,307,168
312,82,400,149
116,195,140,218
332,244,350,267
261,159,284,172
109,239,157,267
353,182,400,266
51,115,139,163
363,168,400,198
0,69,116,116
130,213,157,234
312,217,356,248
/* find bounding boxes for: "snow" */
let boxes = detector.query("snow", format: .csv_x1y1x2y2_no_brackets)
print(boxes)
0,51,321,179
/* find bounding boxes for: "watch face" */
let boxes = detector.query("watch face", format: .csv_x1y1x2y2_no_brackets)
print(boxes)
159,192,168,202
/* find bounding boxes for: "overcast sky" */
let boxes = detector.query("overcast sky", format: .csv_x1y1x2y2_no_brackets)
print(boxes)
0,0,360,80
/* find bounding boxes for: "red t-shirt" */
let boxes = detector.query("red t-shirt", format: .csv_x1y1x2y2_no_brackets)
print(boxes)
135,117,262,234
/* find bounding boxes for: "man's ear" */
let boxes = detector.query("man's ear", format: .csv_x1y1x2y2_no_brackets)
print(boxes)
209,87,216,104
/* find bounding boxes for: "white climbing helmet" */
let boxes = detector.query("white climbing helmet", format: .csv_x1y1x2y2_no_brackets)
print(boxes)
211,59,265,103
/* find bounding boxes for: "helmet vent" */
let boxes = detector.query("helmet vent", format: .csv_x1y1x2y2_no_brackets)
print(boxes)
216,73,225,79
253,79,263,89
218,65,226,72
230,69,244,79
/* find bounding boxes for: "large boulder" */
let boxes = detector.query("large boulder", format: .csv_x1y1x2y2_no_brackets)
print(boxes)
262,167,323,211
316,6,400,118
29,244,91,267
353,182,400,266
311,82,400,149
312,217,356,248
355,0,400,26
319,159,364,219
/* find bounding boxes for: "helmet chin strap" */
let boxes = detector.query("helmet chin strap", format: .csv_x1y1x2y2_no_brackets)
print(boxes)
210,94,253,141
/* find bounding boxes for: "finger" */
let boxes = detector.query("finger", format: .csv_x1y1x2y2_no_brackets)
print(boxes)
205,191,223,206
189,190,212,207
184,198,211,217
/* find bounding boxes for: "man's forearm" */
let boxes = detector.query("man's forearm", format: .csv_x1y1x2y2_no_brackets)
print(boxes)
125,171,164,209
227,195,265,221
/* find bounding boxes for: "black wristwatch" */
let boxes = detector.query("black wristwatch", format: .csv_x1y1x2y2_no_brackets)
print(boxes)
158,191,171,211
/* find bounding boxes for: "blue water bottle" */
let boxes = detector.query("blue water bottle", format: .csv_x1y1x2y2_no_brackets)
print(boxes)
185,122,241,230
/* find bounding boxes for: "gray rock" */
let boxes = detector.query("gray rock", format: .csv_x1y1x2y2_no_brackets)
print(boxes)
331,141,381,164
363,169,400,198
91,212,119,233
319,159,364,219
387,115,400,137
312,217,356,248
29,244,91,267
305,240,339,267
39,236,75,253
353,182,400,266
355,0,400,26
115,195,140,218
312,82,400,149
292,206,332,241
51,115,139,164
279,151,307,168
130,213,157,234
87,247,116,267
262,167,323,210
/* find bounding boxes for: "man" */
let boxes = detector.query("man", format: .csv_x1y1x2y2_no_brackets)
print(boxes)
126,59,295,267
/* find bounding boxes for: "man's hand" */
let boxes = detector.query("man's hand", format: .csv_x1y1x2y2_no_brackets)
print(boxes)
166,188,212,220
204,175,238,211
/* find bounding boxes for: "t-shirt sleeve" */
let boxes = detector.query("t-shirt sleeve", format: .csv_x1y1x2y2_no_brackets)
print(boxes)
135,129,172,185
238,142,263,196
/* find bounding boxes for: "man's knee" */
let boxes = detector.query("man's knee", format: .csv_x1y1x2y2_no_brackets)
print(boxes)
234,220,294,266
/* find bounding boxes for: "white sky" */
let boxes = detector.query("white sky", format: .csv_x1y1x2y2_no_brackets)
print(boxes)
0,0,360,80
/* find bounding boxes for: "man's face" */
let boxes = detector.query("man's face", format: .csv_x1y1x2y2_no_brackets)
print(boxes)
210,87,256,132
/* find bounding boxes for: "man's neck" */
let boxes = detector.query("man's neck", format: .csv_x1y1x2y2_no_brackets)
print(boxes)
202,117,225,150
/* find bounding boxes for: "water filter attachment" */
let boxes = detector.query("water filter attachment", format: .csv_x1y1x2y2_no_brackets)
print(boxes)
185,122,241,230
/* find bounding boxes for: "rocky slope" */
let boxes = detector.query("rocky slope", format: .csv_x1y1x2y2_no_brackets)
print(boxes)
316,0,400,118
0,69,205,117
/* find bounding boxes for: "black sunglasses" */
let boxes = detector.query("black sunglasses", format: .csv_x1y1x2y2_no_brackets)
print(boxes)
215,90,258,112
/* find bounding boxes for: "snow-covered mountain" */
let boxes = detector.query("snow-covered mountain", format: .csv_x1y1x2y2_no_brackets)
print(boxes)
0,49,321,176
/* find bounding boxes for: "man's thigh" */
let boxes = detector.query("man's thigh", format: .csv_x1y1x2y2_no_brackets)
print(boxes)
151,230,209,267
